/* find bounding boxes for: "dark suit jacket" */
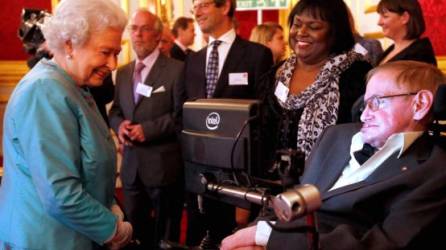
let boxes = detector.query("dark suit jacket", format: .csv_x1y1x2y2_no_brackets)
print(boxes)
268,123,446,250
177,35,273,105
170,43,188,62
109,54,184,187
377,37,437,66
89,74,114,126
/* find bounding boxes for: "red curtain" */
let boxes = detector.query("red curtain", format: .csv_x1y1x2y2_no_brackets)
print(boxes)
420,0,446,56
1,1,445,60
235,10,279,40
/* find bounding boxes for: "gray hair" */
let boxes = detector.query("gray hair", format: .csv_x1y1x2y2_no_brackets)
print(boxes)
132,9,163,35
249,22,283,46
42,0,127,55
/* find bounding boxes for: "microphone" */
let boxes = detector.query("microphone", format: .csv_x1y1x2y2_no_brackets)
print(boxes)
272,184,321,222
202,179,320,221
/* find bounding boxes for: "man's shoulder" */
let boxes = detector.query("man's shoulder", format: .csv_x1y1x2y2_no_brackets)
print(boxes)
116,61,134,75
230,36,273,67
171,42,181,51
234,36,270,52
183,46,206,61
327,123,361,132
158,53,184,68
322,123,361,142
411,133,446,160
170,43,184,54
430,143,446,163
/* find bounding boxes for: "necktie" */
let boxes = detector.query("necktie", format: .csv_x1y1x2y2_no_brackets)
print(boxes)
133,62,145,103
206,40,222,98
353,143,377,165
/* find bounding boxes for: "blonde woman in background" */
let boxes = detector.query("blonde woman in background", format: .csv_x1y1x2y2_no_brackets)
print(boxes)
250,22,286,64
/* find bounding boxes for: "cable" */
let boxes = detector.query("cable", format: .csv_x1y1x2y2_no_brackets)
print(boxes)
230,115,258,186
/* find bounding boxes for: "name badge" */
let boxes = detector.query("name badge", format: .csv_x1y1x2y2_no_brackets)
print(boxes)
354,43,368,56
136,82,153,97
274,81,289,103
229,72,249,86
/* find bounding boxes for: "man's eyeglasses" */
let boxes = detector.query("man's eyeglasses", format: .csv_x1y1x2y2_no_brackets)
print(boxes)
127,25,154,33
361,92,418,112
191,1,215,14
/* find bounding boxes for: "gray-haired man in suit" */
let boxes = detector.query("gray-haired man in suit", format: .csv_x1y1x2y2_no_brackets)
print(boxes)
109,10,184,249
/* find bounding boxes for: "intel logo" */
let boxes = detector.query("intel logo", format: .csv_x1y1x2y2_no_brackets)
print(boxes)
205,112,220,130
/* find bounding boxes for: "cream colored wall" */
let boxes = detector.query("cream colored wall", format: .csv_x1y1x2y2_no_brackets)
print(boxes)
345,0,392,49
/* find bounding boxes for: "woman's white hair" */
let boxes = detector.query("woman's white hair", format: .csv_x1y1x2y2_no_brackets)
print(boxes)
42,0,127,55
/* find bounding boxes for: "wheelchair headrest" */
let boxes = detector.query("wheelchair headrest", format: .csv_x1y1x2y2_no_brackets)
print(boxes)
433,84,446,121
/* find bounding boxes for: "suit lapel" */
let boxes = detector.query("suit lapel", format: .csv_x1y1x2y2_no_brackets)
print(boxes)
323,152,413,200
316,140,352,193
134,54,165,107
195,48,208,98
365,133,431,183
322,133,432,200
213,36,245,97
144,54,165,88
302,124,360,194
121,62,137,111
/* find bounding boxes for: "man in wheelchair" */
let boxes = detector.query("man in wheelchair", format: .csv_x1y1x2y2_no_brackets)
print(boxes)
221,61,446,250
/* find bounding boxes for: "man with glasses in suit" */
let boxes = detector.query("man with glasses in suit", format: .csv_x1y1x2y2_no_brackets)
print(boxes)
221,61,446,250
109,10,184,249
170,17,196,61
176,0,273,246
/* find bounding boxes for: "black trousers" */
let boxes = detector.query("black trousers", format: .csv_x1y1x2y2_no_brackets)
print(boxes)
185,193,237,247
122,175,183,249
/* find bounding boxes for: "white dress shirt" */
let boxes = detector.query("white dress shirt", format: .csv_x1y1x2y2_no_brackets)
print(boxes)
174,40,188,52
330,131,423,190
206,28,236,79
135,48,160,82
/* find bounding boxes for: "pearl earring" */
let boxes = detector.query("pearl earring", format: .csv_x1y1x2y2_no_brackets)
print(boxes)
66,54,73,60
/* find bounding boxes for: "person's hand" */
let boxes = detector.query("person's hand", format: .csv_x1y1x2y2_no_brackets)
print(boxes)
108,220,133,250
118,120,133,146
127,124,145,142
228,247,264,250
220,225,258,250
117,143,124,155
110,204,124,221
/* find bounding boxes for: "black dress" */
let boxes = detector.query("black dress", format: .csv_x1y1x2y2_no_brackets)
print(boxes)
377,37,437,66
258,59,372,179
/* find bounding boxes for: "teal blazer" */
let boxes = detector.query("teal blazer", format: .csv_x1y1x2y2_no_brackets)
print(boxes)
0,59,117,250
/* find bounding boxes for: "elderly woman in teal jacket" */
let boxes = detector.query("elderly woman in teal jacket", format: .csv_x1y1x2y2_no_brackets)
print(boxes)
0,0,133,249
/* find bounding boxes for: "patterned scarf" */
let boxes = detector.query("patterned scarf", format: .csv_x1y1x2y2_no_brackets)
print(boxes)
276,49,365,158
